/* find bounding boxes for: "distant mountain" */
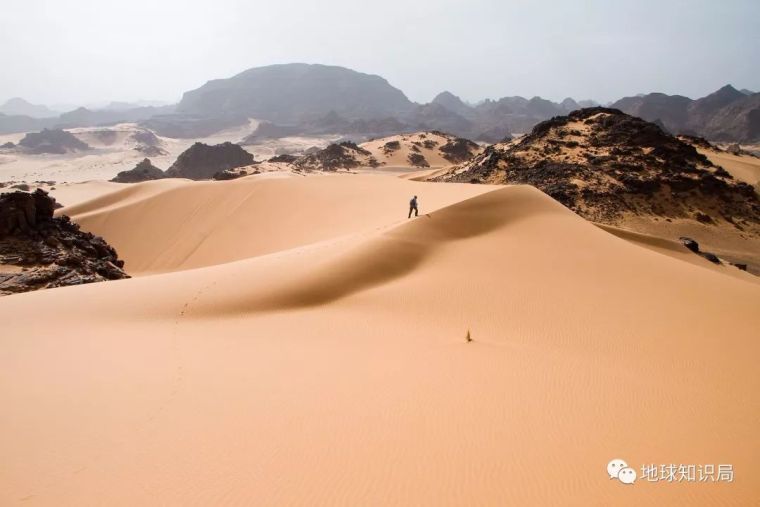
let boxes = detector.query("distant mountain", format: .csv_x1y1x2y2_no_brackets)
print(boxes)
57,105,174,127
610,93,692,134
431,92,475,118
740,89,755,96
0,113,50,135
101,100,172,111
177,63,415,124
0,98,57,118
685,85,745,131
560,98,580,112
612,85,760,142
702,93,760,142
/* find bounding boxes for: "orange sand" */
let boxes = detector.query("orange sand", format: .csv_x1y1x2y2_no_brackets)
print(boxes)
1,174,758,505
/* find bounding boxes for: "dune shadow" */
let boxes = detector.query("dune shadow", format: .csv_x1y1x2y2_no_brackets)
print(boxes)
202,186,562,315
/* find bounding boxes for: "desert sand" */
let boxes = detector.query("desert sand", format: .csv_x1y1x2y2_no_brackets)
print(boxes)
0,122,337,184
1,172,758,506
361,131,481,168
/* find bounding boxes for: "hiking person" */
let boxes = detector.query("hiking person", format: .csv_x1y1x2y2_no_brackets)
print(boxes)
408,195,418,218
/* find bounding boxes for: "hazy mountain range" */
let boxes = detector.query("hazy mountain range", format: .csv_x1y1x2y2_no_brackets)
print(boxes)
1,64,758,142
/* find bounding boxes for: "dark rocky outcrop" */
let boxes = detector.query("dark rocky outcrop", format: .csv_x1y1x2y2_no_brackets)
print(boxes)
679,237,723,265
407,152,429,167
294,142,373,171
268,154,298,163
111,158,166,183
0,190,128,295
439,137,481,163
434,108,760,234
165,142,255,180
17,128,90,154
213,167,259,180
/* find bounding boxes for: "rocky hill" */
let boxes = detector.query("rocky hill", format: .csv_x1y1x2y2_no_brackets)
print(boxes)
0,97,57,118
0,190,128,295
111,158,166,183
165,142,255,180
294,142,376,171
434,108,760,234
177,63,415,124
17,128,91,154
291,132,483,171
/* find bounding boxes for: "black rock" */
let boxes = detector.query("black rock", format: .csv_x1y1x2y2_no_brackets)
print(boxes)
0,190,129,295
165,142,254,180
679,237,700,253
111,158,165,183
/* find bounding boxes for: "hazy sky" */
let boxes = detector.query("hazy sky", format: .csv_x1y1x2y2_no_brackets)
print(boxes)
1,0,758,107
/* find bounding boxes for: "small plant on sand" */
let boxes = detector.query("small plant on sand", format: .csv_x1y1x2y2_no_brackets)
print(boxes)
466,330,472,343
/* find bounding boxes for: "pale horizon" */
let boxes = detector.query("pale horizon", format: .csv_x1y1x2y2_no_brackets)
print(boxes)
2,0,758,108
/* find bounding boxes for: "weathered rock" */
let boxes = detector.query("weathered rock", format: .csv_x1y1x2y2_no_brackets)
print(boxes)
407,152,429,167
165,142,254,180
439,137,480,163
17,128,90,154
0,190,129,296
434,108,760,233
111,158,166,183
294,142,372,171
701,252,721,264
268,154,298,163
679,237,700,253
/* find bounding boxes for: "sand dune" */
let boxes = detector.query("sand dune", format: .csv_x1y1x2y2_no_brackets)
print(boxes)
361,131,481,168
62,174,494,274
1,175,758,505
700,148,760,187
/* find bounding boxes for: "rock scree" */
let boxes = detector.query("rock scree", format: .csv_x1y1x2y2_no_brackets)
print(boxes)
0,189,129,295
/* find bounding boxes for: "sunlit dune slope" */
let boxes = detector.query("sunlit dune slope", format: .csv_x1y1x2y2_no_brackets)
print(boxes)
1,183,758,505
61,174,495,274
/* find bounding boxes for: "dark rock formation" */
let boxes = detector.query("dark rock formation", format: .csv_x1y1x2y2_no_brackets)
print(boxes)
17,128,90,154
382,140,401,153
434,108,760,234
439,137,481,163
0,141,15,149
213,167,258,180
407,152,429,167
0,189,128,295
111,158,166,183
294,142,372,171
165,142,255,180
268,154,298,163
